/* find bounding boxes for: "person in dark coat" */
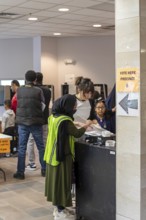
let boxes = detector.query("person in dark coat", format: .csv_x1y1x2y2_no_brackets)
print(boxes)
105,84,116,133
13,70,46,180
26,72,51,171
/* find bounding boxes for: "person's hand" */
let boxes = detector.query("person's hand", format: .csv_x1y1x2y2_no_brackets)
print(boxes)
112,106,116,112
74,121,86,128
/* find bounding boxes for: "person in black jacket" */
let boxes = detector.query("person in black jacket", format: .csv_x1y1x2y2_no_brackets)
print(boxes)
13,70,46,180
26,72,51,171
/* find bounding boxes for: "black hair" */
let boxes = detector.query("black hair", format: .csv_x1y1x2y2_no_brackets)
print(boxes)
36,72,43,83
11,80,20,87
75,77,94,94
25,70,36,82
4,99,11,108
92,90,100,100
94,97,105,106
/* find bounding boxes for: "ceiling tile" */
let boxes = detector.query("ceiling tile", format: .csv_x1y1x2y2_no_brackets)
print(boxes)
20,1,56,10
0,0,115,38
65,0,100,7
0,0,27,6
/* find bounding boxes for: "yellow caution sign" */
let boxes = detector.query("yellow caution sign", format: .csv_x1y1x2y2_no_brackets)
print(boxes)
117,68,139,92
0,138,10,153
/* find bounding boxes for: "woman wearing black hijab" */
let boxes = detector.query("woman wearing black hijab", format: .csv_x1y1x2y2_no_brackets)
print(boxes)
44,94,89,220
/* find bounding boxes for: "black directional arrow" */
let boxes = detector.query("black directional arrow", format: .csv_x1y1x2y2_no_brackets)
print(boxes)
119,94,138,114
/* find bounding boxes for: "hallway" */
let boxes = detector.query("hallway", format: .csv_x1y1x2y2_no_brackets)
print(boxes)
0,154,54,220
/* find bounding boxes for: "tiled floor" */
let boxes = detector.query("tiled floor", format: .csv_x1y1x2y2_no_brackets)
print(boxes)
0,153,54,220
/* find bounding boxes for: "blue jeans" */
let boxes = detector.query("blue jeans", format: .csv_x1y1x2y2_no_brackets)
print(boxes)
17,125,46,173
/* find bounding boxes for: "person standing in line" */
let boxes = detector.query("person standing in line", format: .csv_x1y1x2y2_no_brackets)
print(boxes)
26,72,51,171
13,70,46,180
44,94,90,220
11,80,20,114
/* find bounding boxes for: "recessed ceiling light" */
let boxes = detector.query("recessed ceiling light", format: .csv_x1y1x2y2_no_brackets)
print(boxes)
28,14,38,21
93,24,102,27
58,8,69,12
28,17,38,21
53,33,61,36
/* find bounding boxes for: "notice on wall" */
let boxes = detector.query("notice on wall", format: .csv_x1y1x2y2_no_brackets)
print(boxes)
117,67,139,116
117,68,139,93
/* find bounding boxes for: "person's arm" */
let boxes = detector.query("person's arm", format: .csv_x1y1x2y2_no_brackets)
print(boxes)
11,94,17,114
40,88,45,103
1,115,7,133
36,87,45,110
67,121,89,138
112,106,116,112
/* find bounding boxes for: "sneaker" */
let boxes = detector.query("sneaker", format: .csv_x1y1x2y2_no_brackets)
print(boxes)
13,172,25,180
25,163,37,171
53,207,57,217
41,169,46,177
53,207,75,217
54,209,75,220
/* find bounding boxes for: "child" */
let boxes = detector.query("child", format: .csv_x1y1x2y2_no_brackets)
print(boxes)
2,99,15,134
92,97,116,133
44,94,90,220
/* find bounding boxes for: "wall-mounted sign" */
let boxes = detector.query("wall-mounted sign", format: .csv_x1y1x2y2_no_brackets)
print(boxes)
117,68,139,93
117,67,139,116
117,92,139,116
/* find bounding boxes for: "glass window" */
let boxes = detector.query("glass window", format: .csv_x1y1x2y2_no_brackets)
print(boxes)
0,80,25,86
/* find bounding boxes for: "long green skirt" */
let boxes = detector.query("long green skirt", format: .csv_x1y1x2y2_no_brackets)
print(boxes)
45,155,73,207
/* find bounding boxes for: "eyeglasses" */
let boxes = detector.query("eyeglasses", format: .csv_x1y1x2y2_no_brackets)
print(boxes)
95,107,105,110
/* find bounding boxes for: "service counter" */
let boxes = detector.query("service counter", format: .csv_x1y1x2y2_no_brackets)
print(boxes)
75,138,116,220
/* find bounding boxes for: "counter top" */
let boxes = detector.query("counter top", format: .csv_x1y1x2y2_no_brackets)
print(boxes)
76,135,116,151
0,133,12,140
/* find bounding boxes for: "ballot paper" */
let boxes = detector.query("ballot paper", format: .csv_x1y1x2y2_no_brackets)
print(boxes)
74,115,87,124
85,125,114,137
85,130,101,136
74,115,114,137
85,127,104,136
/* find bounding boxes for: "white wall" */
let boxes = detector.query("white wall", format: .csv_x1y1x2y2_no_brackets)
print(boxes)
57,36,115,94
0,38,33,80
0,36,115,98
40,37,58,98
33,36,41,72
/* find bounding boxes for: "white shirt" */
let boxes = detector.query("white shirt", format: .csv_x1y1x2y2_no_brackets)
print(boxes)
74,99,91,122
2,109,15,132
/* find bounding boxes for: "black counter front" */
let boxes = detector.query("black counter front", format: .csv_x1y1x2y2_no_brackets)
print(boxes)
75,140,116,220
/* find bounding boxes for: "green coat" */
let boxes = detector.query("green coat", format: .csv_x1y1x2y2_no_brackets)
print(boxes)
45,119,85,207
